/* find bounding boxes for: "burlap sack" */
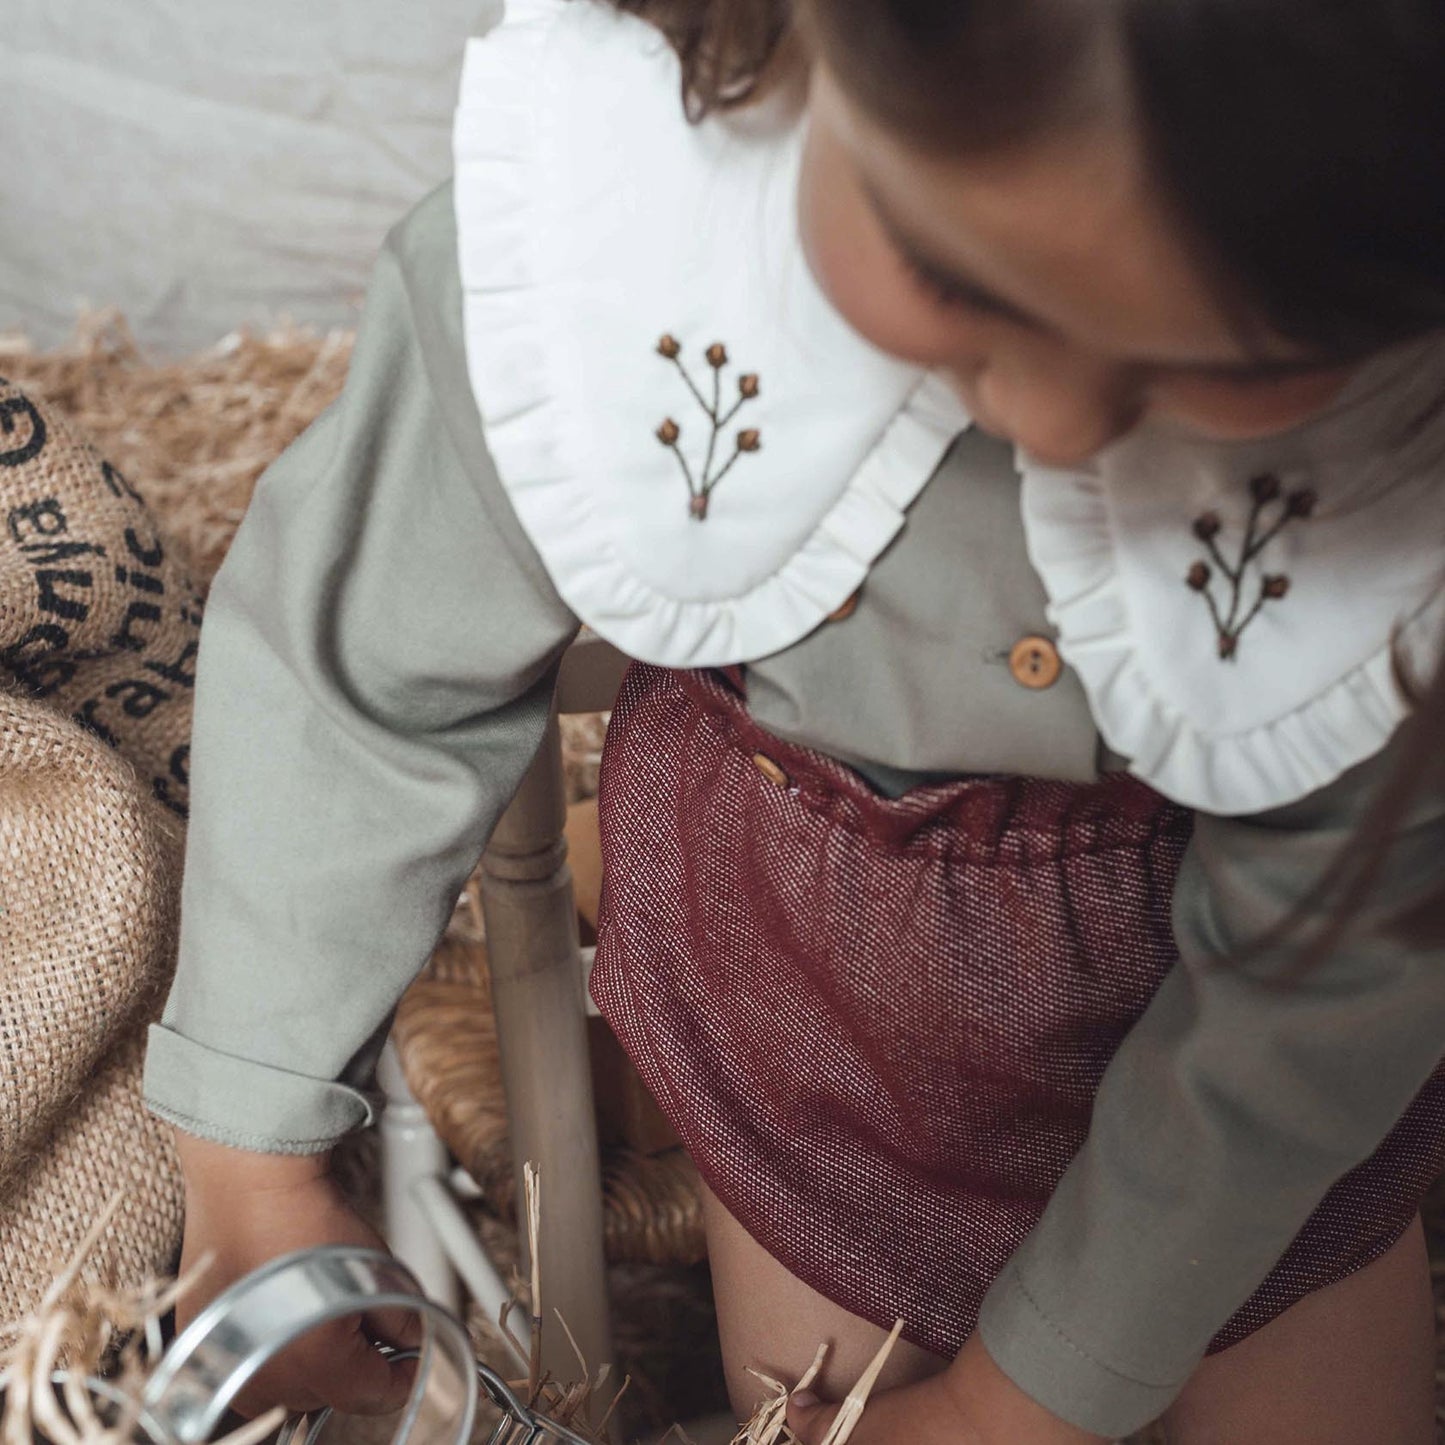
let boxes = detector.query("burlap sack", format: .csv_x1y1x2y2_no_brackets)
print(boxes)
0,1033,184,1320
0,376,198,1321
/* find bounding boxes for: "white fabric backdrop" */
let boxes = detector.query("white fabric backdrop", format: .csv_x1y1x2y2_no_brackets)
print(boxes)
0,0,500,354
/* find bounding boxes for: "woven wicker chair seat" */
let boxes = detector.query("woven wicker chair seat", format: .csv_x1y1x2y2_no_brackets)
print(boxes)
393,944,706,1270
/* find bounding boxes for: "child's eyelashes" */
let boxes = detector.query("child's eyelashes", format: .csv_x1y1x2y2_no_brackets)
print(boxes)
897,247,1345,394
899,251,1012,317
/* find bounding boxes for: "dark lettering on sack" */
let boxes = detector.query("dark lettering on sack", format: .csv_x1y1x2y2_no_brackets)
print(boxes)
145,639,198,690
153,743,190,819
72,697,121,750
7,496,66,544
36,568,93,623
1,624,76,695
22,537,105,566
104,677,169,719
0,394,47,468
101,460,143,504
115,563,164,595
111,600,164,654
123,527,164,568
110,540,169,653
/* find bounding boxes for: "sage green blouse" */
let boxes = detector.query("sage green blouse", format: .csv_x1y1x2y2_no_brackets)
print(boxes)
143,184,1445,1438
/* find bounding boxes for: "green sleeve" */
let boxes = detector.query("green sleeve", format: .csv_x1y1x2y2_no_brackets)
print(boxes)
143,185,579,1153
977,733,1445,1437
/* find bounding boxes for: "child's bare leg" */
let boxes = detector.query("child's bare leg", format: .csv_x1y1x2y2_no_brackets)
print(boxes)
698,1181,948,1417
703,1181,1435,1442
1161,1216,1435,1445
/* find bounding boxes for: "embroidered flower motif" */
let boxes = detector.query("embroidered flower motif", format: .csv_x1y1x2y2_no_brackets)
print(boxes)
1185,473,1315,660
1249,473,1282,504
655,336,762,520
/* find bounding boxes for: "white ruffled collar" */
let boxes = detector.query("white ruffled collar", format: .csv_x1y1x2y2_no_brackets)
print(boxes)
454,0,1445,817
1020,335,1445,815
452,0,969,667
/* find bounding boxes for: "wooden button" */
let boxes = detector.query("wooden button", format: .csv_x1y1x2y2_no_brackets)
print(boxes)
1009,635,1062,690
752,752,790,788
828,588,861,623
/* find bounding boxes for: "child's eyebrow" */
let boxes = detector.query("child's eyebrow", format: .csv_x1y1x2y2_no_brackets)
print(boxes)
860,177,1346,381
860,177,1052,332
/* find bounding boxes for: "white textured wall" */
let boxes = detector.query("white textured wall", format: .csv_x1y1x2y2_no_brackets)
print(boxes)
0,0,501,353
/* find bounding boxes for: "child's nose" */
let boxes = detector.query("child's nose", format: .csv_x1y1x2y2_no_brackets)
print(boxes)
974,349,1144,467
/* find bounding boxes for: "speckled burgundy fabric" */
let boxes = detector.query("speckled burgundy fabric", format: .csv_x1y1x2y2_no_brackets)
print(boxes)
589,664,1445,1359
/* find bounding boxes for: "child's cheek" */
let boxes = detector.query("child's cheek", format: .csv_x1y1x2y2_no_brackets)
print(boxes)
1151,366,1358,440
798,119,984,369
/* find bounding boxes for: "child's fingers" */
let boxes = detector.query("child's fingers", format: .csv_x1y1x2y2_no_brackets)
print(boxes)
226,1318,409,1419
364,1303,428,1353
329,1321,417,1416
786,1390,843,1445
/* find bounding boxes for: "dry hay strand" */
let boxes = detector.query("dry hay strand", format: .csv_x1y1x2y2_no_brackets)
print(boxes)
731,1324,902,1445
460,1215,722,1437
733,1345,828,1445
0,312,352,589
484,1163,633,1445
0,1196,282,1445
2,1177,624,1445
730,1326,1172,1445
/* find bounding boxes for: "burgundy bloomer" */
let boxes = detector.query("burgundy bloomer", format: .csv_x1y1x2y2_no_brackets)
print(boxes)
590,664,1445,1358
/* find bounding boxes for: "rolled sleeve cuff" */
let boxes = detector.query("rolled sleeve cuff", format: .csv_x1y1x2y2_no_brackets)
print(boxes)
143,1024,378,1155
975,1258,1197,1440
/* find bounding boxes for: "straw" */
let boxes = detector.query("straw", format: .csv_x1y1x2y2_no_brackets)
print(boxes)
0,1194,283,1445
816,1322,903,1445
525,1162,544,1404
730,1320,903,1445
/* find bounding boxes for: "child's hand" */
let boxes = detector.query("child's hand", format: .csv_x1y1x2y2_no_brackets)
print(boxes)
785,1332,1111,1445
173,1131,422,1420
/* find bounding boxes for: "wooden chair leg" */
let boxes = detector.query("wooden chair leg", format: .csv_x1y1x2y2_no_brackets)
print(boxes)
481,707,613,1383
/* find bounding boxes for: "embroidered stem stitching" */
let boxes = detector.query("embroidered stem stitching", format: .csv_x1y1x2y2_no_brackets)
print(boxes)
655,335,761,519
1186,473,1316,659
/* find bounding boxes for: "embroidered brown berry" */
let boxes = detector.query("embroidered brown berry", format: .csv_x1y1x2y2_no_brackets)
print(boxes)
655,335,762,520
1186,472,1314,660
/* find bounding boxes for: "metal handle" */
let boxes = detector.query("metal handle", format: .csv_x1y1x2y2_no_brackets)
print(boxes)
276,1355,596,1445
142,1248,477,1445
9,1246,595,1445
